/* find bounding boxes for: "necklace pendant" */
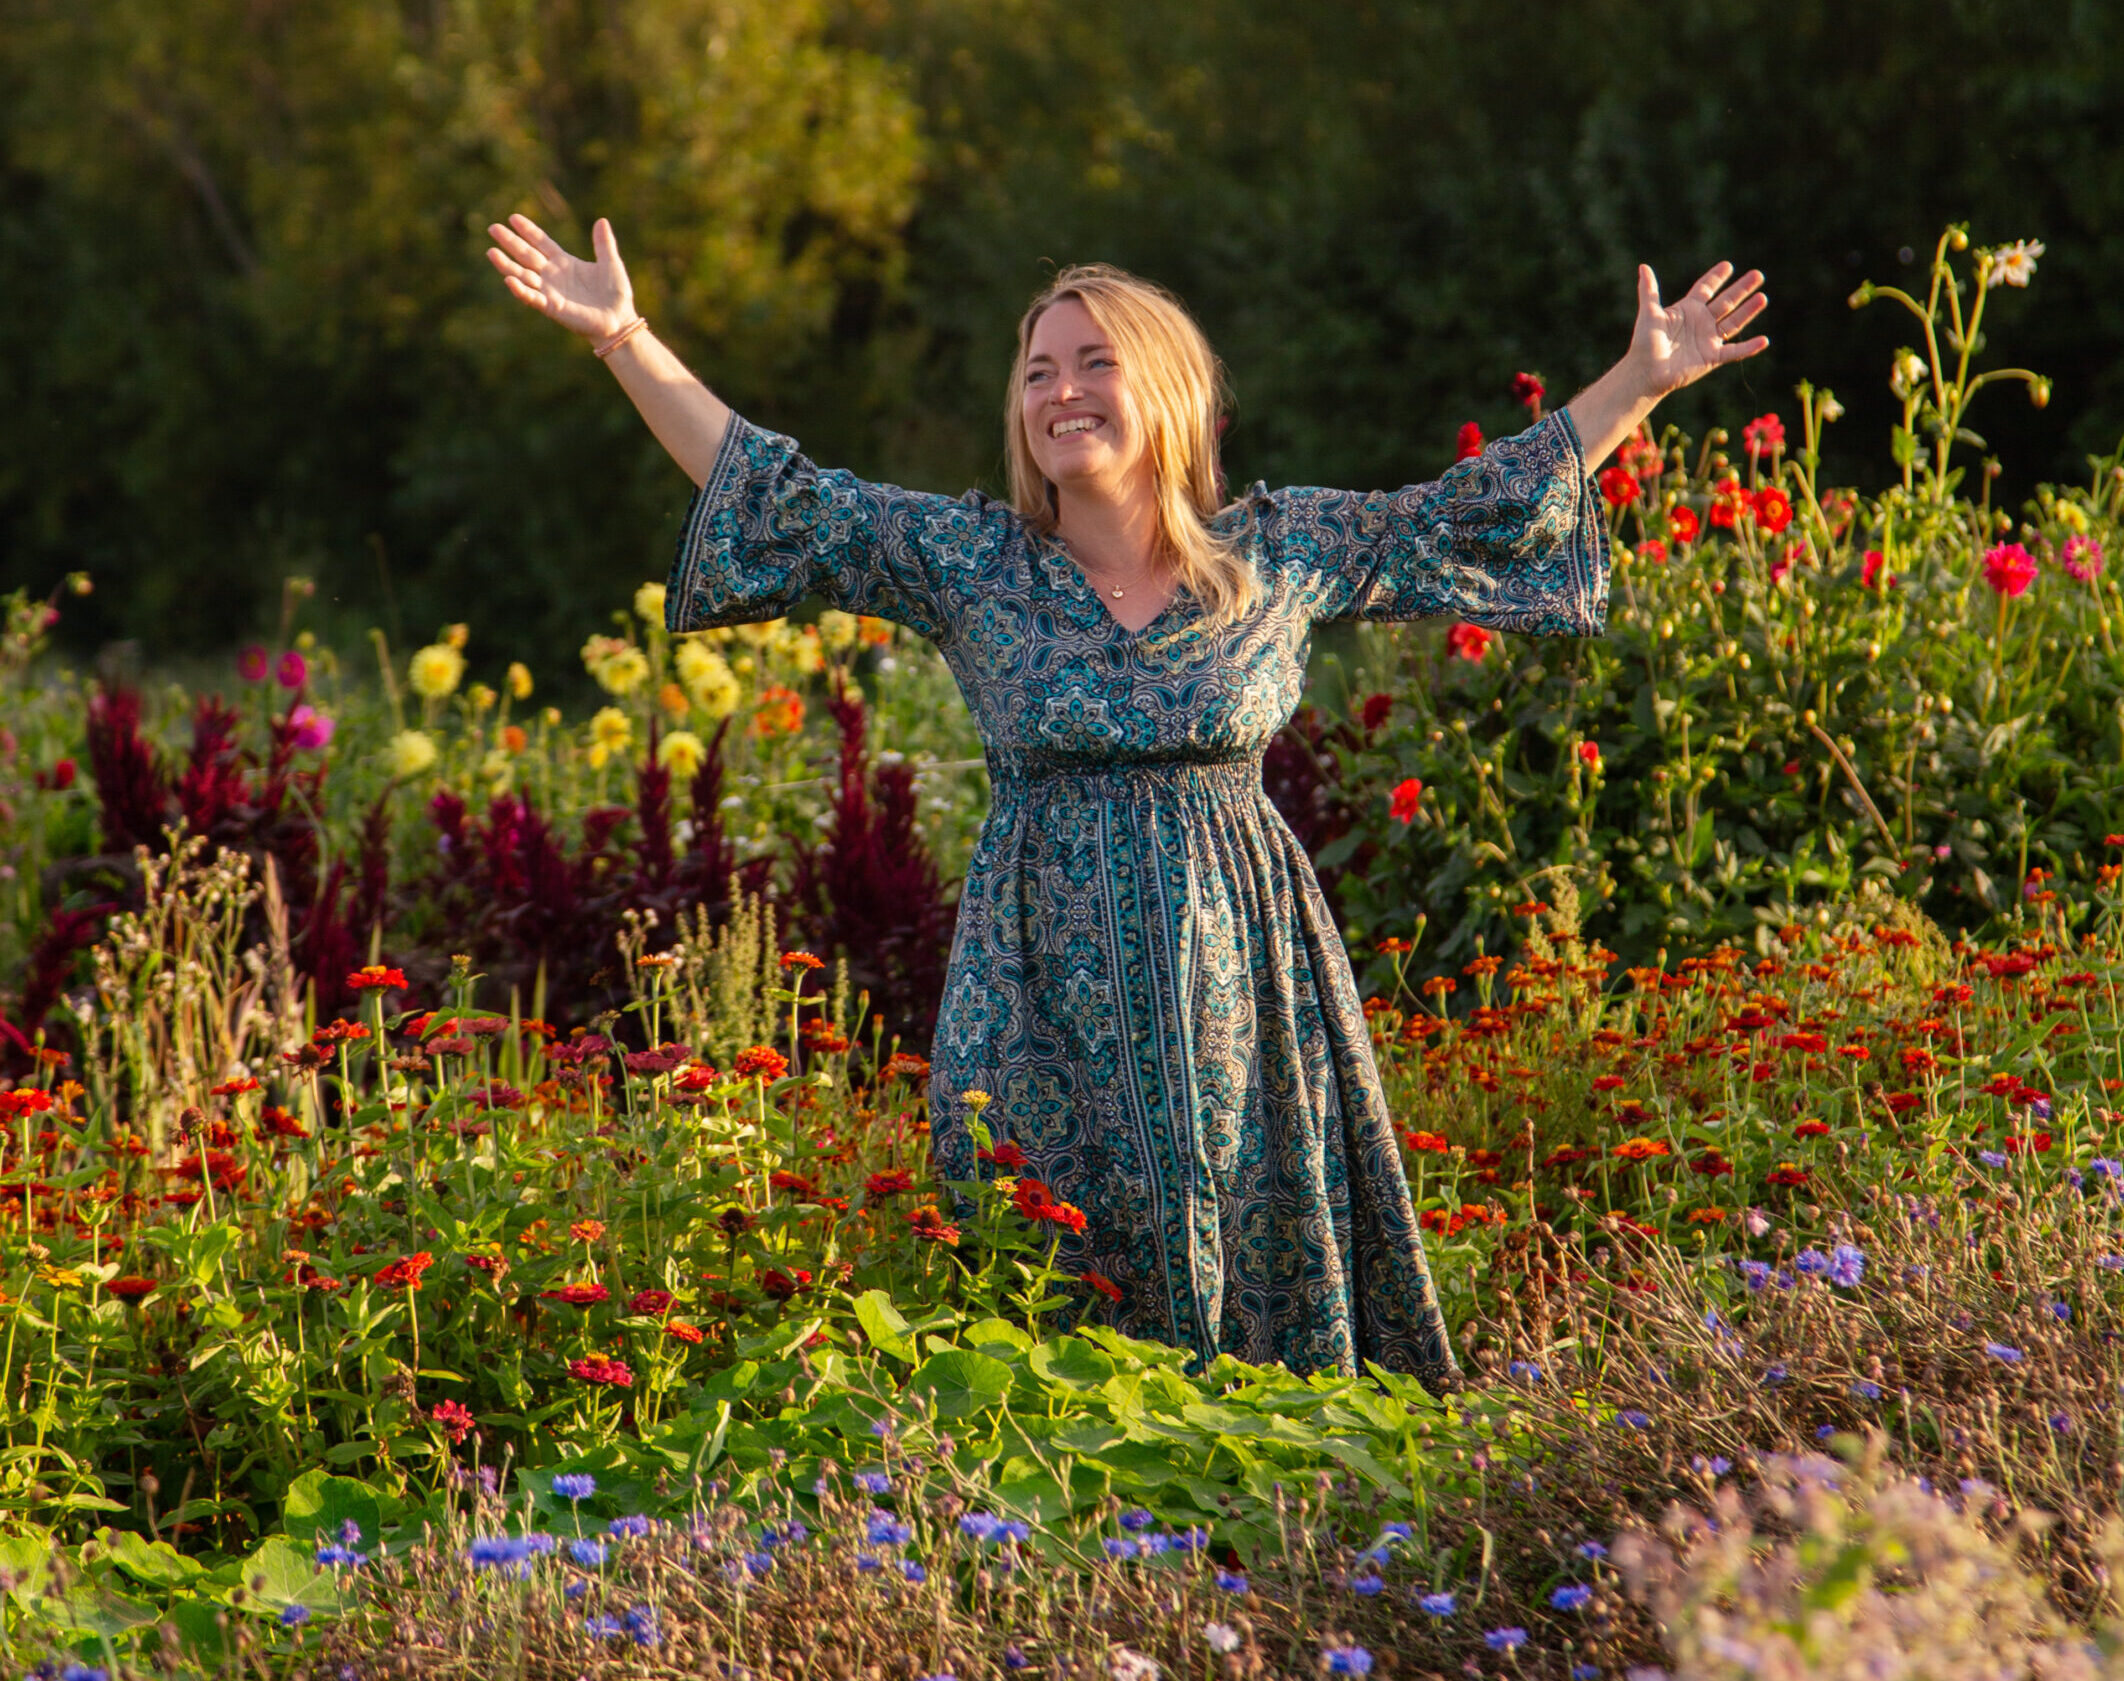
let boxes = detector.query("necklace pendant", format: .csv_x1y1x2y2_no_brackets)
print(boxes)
1110,584,1124,598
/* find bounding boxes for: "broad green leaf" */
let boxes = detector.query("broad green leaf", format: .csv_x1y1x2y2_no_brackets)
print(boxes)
963,1316,1032,1354
280,1469,387,1547
907,1349,1014,1421
1030,1337,1118,1392
98,1528,206,1587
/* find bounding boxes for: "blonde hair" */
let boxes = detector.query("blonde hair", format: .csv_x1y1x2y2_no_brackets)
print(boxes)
1004,264,1260,629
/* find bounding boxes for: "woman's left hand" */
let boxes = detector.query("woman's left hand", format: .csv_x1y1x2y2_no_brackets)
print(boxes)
1628,261,1769,398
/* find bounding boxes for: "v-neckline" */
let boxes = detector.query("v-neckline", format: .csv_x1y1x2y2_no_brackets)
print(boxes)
1043,531,1191,639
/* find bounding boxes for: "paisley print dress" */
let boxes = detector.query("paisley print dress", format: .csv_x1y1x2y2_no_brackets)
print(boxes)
666,408,1610,1388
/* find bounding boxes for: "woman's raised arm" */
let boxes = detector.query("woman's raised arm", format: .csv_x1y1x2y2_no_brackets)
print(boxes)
1564,260,1770,470
484,213,731,488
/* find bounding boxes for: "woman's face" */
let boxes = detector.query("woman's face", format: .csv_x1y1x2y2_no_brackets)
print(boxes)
1021,297,1146,500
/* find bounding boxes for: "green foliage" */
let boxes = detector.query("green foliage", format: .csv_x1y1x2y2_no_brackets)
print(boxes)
1332,234,2124,975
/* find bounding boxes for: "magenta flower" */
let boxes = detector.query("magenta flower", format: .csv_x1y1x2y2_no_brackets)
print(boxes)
289,704,335,752
238,645,270,683
1982,542,2037,598
2063,534,2105,583
276,649,309,690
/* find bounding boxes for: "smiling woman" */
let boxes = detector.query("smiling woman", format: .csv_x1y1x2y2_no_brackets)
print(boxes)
485,217,1767,1385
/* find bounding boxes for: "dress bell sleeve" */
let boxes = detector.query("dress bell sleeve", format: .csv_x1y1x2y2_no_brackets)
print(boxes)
664,411,973,643
1272,408,1611,635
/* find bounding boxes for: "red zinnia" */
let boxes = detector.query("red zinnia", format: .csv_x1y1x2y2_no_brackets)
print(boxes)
1404,1131,1449,1154
865,1169,914,1199
1511,371,1545,410
431,1399,476,1443
568,1355,634,1388
628,1289,673,1315
541,1282,611,1307
1668,505,1701,544
1445,622,1493,662
1079,1270,1123,1303
108,1276,158,1301
346,965,407,991
1455,421,1485,461
759,1268,812,1301
1360,692,1394,732
665,1320,705,1345
375,1252,434,1291
977,1141,1028,1169
1388,778,1424,824
731,1045,789,1081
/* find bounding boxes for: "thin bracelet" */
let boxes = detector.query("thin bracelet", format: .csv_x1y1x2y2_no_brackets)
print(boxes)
593,316,650,360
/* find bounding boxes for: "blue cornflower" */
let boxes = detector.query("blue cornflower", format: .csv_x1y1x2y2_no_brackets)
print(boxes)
1508,1359,1543,1382
1794,1247,1830,1277
1851,1380,1882,1400
1577,1541,1608,1560
1004,1649,1031,1671
1829,1244,1866,1288
762,1520,809,1549
564,1579,589,1600
1379,1522,1414,1542
1103,1537,1140,1560
59,1668,109,1681
524,1533,558,1555
1615,1409,1651,1429
866,1513,914,1547
1142,1533,1177,1556
1350,1572,1385,1597
570,1539,609,1567
1484,1628,1528,1651
2103,1255,2124,1271
997,1519,1032,1543
584,1613,625,1637
1763,1363,1789,1385
959,1512,1002,1542
625,1604,660,1648
854,1469,893,1494
1690,1455,1733,1477
915,1674,958,1681
869,1417,894,1437
2090,1159,2123,1181
2053,1301,2073,1322
608,1515,652,1539
1169,1525,1210,1551
2053,1412,2075,1433
902,1560,927,1584
337,1519,362,1545
1772,1269,1796,1291
315,1543,367,1568
1417,1591,1457,1616
280,1604,311,1628
854,1553,881,1573
1215,1569,1249,1593
1817,1424,1838,1441
1573,1667,1602,1680
1985,1341,2024,1363
1550,1584,1592,1611
1119,1507,1156,1532
742,1551,773,1575
467,1535,532,1572
2033,1097,2054,1120
1323,1647,1374,1675
1739,1259,1771,1292
552,1472,596,1501
1979,1150,2009,1169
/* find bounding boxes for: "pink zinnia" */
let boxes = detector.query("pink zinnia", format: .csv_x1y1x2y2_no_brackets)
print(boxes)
276,649,308,690
238,645,270,683
289,704,335,751
2063,534,2105,582
1983,541,2038,597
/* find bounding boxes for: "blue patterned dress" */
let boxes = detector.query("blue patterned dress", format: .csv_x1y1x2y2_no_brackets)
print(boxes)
666,409,1610,1387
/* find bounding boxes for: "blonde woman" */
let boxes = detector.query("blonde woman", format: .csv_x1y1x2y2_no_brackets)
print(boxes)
487,215,1767,1388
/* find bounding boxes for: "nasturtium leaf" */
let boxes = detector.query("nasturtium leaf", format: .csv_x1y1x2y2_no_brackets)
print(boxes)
853,1288,917,1361
907,1349,1013,1420
1029,1337,1117,1392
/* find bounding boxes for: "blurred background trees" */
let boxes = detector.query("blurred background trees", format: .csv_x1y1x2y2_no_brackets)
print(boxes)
5,0,2123,677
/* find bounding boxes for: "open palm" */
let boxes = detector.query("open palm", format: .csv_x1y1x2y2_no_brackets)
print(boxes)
1633,261,1769,397
485,213,635,341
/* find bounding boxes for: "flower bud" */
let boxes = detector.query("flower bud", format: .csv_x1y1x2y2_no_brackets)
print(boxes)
1801,708,1818,727
1847,282,1876,308
1950,227,1969,250
2030,378,2052,409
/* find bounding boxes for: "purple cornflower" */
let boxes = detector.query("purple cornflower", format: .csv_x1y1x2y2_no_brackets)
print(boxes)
337,1520,362,1545
2053,1301,2073,1322
1103,1537,1139,1561
1739,1259,1771,1291
1351,1572,1385,1596
315,1543,366,1568
1829,1244,1865,1288
1979,1150,2009,1168
1119,1507,1156,1532
1484,1628,1528,1651
1550,1584,1592,1611
569,1539,608,1567
1418,1591,1457,1616
2053,1412,2075,1433
2090,1159,2123,1181
1215,1569,1249,1593
1323,1648,1374,1675
2101,1255,2124,1271
1577,1541,1608,1559
854,1469,892,1494
1763,1363,1789,1384
901,1560,927,1584
552,1472,596,1501
1615,1409,1651,1429
1794,1248,1830,1277
1851,1380,1882,1400
280,1605,311,1628
1508,1359,1543,1381
607,1515,651,1539
1985,1341,2023,1363
866,1513,914,1547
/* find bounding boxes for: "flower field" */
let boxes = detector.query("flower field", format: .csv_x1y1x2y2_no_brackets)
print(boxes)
10,229,2124,1677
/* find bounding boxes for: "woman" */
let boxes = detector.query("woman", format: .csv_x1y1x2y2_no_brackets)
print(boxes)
486,216,1768,1389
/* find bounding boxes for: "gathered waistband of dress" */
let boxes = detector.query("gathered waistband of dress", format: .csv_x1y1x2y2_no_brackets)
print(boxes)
984,751,1266,801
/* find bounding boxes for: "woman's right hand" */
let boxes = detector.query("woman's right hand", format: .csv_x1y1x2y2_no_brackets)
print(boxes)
484,213,636,342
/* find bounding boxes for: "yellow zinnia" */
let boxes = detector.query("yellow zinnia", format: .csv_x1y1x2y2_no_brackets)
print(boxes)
389,729,439,778
586,706,633,769
733,618,784,649
658,730,707,779
634,582,667,623
582,635,649,697
409,643,465,700
817,610,858,653
675,641,741,721
506,661,534,700
787,629,825,676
